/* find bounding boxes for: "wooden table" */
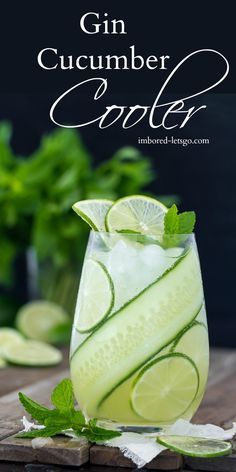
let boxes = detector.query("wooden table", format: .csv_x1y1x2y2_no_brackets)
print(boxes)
0,348,235,471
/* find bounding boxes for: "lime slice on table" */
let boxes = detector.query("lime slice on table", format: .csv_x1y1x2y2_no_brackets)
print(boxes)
131,353,199,422
4,340,62,367
156,435,232,458
72,199,113,231
16,301,70,343
0,328,24,357
76,259,114,333
105,195,167,235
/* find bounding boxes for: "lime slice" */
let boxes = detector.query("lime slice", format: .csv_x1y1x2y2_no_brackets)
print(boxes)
156,435,232,458
105,195,167,235
76,259,114,333
72,199,113,231
131,353,199,422
0,328,24,357
16,301,70,343
4,340,62,366
171,318,209,394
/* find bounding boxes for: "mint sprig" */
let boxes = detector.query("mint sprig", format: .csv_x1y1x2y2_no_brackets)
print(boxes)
17,378,121,442
163,204,196,247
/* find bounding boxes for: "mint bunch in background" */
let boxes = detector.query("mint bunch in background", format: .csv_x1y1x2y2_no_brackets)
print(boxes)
0,122,177,318
17,378,121,442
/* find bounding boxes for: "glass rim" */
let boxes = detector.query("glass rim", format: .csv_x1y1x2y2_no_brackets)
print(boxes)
89,230,196,237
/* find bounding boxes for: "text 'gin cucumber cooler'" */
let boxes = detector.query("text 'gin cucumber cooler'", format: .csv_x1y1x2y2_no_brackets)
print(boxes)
70,196,209,429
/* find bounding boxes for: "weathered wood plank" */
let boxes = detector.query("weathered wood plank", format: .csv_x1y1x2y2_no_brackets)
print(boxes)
194,372,236,425
185,454,236,472
207,349,236,388
90,445,183,470
0,369,69,439
0,435,89,467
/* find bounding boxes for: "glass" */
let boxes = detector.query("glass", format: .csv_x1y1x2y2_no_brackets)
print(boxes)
70,231,209,431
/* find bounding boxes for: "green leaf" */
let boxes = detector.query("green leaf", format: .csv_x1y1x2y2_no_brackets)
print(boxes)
178,211,196,234
71,410,86,428
44,410,71,428
79,420,122,443
16,427,62,439
18,392,54,425
164,204,179,234
163,204,196,248
164,205,196,235
44,409,85,430
51,378,74,412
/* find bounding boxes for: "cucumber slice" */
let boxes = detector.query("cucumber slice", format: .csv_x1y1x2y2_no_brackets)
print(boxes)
131,353,199,422
156,435,232,458
5,340,62,366
71,248,203,417
76,259,114,333
105,195,167,235
16,301,70,343
0,328,24,357
72,199,113,231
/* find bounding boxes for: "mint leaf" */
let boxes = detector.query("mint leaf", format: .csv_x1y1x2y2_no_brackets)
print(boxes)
18,392,54,425
44,409,85,430
164,204,179,234
79,419,121,443
16,427,62,439
178,211,196,234
164,204,196,235
71,410,86,428
163,204,196,248
44,411,71,429
51,378,74,412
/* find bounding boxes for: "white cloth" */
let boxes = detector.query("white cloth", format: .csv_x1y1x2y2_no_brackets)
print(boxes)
104,420,236,468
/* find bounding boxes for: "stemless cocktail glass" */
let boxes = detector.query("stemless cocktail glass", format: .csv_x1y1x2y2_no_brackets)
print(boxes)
70,231,209,431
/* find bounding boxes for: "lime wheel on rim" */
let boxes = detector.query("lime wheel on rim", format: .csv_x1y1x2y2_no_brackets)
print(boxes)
72,199,113,231
105,195,167,235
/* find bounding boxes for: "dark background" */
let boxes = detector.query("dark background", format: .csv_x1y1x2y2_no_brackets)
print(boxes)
0,1,235,346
